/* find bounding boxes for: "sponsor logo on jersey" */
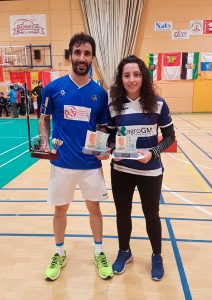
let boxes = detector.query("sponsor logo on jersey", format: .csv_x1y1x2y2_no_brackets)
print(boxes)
91,94,97,101
64,105,91,121
120,126,127,136
118,125,157,137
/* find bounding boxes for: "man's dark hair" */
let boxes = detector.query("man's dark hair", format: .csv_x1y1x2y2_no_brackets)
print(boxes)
10,85,14,89
69,32,96,57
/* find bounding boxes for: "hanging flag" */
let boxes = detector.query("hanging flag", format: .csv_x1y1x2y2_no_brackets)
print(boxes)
31,71,39,90
10,71,26,84
25,71,31,91
200,52,212,79
38,71,51,87
0,56,4,82
163,52,181,80
181,52,199,80
145,53,162,81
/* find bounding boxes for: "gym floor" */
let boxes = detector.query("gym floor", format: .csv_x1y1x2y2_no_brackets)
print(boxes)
0,113,211,300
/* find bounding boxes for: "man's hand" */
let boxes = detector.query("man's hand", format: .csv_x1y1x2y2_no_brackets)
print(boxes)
39,136,50,153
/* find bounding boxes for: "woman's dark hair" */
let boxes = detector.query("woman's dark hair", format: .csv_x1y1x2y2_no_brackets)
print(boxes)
69,32,96,57
110,55,158,114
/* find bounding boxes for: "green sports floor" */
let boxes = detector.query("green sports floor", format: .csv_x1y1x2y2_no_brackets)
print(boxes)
0,118,40,188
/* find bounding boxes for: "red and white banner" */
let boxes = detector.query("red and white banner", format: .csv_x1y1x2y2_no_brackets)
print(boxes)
163,53,181,80
10,15,47,37
203,20,212,34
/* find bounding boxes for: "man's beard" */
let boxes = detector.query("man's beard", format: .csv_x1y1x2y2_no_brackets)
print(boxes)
72,61,91,76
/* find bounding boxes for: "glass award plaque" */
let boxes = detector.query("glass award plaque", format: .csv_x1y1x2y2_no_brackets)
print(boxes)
112,135,144,159
82,130,109,156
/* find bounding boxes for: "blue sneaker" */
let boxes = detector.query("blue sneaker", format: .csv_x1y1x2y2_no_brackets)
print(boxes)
151,254,164,281
112,249,133,274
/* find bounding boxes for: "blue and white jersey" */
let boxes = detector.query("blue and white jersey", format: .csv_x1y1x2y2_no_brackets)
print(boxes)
41,75,108,170
108,96,173,176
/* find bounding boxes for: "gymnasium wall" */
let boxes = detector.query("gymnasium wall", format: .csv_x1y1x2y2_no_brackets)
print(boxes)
0,0,211,112
135,0,212,112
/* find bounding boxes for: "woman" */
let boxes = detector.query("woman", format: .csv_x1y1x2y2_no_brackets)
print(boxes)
108,55,175,280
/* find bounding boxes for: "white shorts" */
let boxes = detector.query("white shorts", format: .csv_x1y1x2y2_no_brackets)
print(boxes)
47,165,108,206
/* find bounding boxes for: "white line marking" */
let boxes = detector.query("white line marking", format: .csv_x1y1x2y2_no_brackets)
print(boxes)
162,183,212,217
0,150,29,168
0,121,15,126
167,153,212,170
0,135,39,156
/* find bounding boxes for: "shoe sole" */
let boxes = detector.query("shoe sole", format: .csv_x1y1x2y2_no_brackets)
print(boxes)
113,256,134,275
94,260,113,280
151,273,164,281
98,272,113,280
44,257,68,281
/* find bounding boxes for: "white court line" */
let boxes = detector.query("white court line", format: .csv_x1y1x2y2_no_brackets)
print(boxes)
0,121,15,126
167,153,212,170
162,183,212,217
0,135,39,156
0,136,29,139
0,149,29,168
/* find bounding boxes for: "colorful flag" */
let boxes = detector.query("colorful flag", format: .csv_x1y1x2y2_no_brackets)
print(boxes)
201,52,212,79
145,53,162,81
38,71,51,87
181,52,199,80
31,71,39,90
203,20,212,34
163,52,181,80
0,56,4,82
10,71,26,84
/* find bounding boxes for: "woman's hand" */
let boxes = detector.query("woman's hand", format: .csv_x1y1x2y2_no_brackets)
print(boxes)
137,149,152,164
96,148,111,160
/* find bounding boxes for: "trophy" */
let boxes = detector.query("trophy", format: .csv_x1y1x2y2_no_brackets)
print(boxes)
31,136,63,160
25,93,63,160
82,130,109,156
112,135,144,159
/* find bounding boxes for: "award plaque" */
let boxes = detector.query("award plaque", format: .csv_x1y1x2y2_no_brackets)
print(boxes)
82,130,109,156
112,135,144,159
31,136,63,160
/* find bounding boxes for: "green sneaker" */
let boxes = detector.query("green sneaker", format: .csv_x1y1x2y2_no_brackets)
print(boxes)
44,252,68,281
94,252,113,279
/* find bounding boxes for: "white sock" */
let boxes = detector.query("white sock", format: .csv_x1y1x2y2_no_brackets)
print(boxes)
55,242,65,256
94,241,103,255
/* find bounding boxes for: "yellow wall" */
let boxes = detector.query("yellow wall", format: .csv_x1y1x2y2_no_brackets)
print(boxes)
0,0,212,112
193,79,212,112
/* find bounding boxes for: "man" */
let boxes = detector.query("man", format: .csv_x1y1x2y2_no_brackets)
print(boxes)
31,81,43,118
0,92,9,117
7,85,18,118
39,32,113,281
